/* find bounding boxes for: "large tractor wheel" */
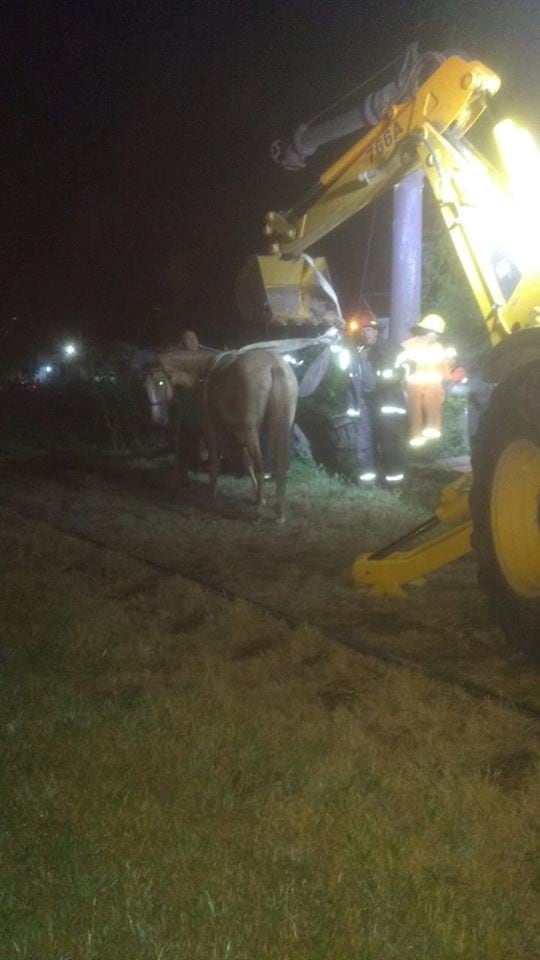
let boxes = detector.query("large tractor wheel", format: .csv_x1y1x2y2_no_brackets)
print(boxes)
470,361,540,657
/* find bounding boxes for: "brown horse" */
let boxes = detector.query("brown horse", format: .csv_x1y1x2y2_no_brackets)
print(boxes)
145,347,298,521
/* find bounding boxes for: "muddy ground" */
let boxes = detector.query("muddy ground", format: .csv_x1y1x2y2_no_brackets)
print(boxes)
1,448,538,713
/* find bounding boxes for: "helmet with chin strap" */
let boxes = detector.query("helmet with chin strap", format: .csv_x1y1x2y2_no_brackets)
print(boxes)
347,310,378,334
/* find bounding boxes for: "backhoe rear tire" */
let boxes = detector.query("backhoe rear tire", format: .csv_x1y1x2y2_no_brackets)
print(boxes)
470,361,540,658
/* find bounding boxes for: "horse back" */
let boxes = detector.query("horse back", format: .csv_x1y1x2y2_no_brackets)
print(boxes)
208,349,295,431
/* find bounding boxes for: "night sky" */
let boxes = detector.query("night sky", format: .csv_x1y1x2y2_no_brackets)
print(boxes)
3,0,539,355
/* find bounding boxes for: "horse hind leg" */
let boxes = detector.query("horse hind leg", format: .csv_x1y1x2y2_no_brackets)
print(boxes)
242,429,265,519
272,461,289,524
267,371,296,524
241,448,258,500
203,418,219,498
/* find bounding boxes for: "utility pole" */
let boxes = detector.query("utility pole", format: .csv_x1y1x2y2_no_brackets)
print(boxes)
389,170,424,347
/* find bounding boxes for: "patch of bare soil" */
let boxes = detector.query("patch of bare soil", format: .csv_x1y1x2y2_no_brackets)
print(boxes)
1,449,538,711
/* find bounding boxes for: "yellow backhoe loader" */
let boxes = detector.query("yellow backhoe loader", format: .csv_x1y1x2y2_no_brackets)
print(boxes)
256,53,540,653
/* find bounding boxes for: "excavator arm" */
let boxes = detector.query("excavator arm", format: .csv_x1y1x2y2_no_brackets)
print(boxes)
264,57,500,258
264,55,540,342
258,53,540,641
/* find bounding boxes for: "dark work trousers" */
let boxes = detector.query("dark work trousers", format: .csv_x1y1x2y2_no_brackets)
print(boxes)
346,356,376,476
354,403,376,474
371,403,407,478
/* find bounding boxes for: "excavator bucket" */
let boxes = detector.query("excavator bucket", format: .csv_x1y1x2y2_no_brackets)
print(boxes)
236,255,340,327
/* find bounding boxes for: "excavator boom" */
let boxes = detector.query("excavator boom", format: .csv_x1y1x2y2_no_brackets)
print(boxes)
256,51,540,644
263,54,540,342
264,56,500,258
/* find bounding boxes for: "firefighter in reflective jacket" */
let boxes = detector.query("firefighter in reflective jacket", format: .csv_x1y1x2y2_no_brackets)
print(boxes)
396,313,456,448
347,311,407,486
348,314,407,484
366,324,408,484
344,315,378,483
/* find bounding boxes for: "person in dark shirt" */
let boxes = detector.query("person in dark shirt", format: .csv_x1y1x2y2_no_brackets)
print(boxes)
344,315,378,484
348,314,407,485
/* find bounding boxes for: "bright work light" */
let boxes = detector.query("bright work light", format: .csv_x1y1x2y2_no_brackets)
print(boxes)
492,118,540,273
494,119,540,211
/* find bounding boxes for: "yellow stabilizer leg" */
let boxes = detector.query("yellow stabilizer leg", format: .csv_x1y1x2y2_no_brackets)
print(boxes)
352,521,473,596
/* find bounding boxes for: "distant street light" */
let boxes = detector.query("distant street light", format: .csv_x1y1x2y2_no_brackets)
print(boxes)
64,343,77,357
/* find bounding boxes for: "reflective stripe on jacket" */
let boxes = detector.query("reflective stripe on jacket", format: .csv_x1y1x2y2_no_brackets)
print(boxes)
396,335,453,385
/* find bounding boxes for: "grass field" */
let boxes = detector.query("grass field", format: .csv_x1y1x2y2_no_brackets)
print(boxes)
1,505,539,960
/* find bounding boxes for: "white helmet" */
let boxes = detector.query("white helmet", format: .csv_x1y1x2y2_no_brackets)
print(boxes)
418,313,445,334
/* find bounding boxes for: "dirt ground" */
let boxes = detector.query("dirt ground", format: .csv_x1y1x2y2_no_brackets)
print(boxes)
1,448,539,713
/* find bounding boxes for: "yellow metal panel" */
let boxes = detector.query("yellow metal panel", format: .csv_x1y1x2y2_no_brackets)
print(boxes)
420,130,540,341
351,522,473,596
236,255,339,326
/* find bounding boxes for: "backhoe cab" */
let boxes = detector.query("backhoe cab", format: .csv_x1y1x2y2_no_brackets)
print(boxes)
254,52,540,653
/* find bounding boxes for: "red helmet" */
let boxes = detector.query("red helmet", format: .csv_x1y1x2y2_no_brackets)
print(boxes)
347,310,377,334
